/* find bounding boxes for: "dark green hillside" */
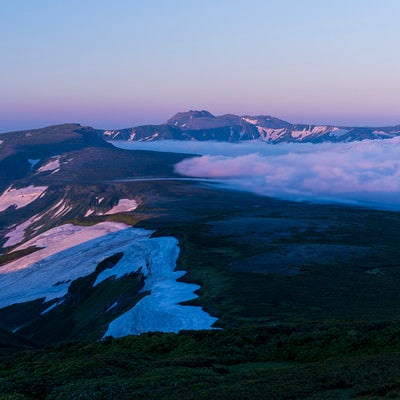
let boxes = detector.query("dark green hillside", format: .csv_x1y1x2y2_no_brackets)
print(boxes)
2,323,400,399
0,255,146,344
0,124,107,154
129,182,400,328
0,327,36,355
30,148,190,184
0,124,109,187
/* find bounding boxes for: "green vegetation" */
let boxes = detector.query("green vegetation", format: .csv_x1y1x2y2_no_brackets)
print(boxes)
2,323,400,399
134,182,400,327
0,253,146,344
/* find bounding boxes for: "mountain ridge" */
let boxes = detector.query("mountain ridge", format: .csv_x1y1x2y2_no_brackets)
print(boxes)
97,110,400,143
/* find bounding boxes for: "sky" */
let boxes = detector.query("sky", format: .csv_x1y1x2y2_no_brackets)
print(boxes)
113,139,400,211
1,0,400,132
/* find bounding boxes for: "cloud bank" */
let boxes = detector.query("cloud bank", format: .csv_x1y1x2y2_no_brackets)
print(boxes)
112,139,400,210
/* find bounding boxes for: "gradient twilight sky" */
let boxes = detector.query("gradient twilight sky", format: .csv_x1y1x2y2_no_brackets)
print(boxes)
1,0,400,132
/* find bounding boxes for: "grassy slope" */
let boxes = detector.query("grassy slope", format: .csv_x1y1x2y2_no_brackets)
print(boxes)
131,181,400,327
2,323,400,399
0,328,36,356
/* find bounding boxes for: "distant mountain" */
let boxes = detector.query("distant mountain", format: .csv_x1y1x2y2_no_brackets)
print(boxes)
98,110,400,143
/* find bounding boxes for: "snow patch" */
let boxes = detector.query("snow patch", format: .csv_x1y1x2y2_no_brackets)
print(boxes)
129,131,136,141
242,117,258,125
3,213,42,247
291,126,330,139
38,157,60,173
103,236,218,336
0,185,47,212
84,209,95,217
258,127,286,141
45,199,64,216
52,203,72,218
0,224,217,335
0,222,132,307
105,302,118,312
41,299,64,315
5,222,130,271
103,199,138,215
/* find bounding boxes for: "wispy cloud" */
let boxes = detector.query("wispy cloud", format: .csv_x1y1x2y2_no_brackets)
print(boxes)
173,139,400,210
112,139,400,210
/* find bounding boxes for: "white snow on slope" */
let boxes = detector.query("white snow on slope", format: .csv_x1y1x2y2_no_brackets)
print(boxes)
0,222,134,307
291,125,330,139
3,213,41,247
102,199,138,215
52,203,72,218
258,127,287,141
0,223,217,334
4,222,129,272
242,117,258,125
0,185,47,212
103,236,218,337
84,209,95,217
38,157,60,173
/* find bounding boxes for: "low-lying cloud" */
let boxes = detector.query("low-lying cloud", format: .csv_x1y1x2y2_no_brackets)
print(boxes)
112,139,400,210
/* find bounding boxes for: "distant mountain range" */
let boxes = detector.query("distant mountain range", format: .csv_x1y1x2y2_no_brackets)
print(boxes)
97,110,400,143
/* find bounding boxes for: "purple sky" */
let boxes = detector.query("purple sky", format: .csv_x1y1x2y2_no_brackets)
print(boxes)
1,0,400,132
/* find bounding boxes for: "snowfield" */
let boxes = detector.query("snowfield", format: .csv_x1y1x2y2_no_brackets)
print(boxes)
4,222,130,273
0,222,217,335
105,198,138,214
0,185,47,212
103,236,218,337
101,198,138,215
38,157,60,173
3,213,42,247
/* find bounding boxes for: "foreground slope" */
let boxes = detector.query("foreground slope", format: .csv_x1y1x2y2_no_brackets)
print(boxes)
2,323,400,399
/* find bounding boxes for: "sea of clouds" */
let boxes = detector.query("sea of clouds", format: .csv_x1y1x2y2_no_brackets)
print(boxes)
112,139,400,210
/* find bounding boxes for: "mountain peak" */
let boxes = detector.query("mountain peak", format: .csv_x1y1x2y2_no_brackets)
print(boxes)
168,110,214,120
166,110,215,128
